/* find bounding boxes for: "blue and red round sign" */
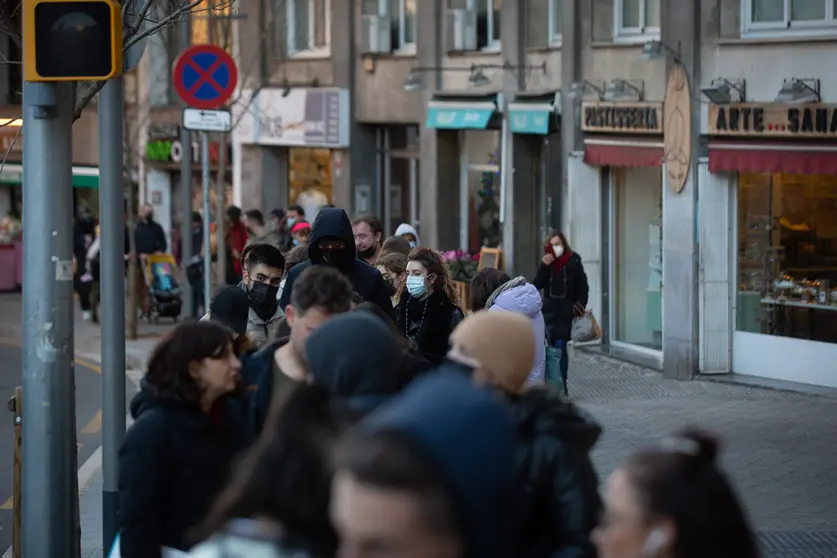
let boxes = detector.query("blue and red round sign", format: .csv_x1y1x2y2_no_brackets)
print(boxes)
172,44,238,109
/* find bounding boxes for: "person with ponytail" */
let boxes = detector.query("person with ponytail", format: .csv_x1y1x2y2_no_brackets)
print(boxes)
190,384,354,558
533,231,589,397
593,428,760,558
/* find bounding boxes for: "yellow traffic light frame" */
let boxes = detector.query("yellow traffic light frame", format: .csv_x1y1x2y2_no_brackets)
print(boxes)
23,0,123,82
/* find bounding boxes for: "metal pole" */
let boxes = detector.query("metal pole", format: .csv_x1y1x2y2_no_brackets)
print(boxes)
21,80,79,557
179,16,194,316
215,134,226,288
98,77,126,552
202,132,212,311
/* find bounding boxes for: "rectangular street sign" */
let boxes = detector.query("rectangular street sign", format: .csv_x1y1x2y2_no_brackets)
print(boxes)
182,108,232,132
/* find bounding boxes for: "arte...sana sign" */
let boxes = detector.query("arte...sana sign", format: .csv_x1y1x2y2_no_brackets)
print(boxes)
708,103,837,137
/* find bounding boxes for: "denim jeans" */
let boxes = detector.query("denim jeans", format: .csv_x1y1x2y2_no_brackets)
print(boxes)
553,339,569,388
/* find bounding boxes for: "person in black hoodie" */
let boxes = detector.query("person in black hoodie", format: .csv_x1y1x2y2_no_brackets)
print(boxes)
305,312,405,414
447,311,602,558
73,205,97,320
118,321,245,557
396,247,464,365
279,207,394,319
532,231,589,396
331,372,517,558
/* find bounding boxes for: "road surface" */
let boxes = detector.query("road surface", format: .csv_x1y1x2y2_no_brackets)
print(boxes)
0,341,133,551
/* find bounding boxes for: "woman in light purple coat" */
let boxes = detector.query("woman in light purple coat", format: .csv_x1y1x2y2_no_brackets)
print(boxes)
485,277,546,385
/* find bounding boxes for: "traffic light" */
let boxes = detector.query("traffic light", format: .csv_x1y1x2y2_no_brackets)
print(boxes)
23,0,122,82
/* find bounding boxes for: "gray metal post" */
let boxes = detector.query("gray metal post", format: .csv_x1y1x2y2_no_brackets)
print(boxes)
179,17,194,316
98,77,127,552
201,132,212,310
21,80,79,557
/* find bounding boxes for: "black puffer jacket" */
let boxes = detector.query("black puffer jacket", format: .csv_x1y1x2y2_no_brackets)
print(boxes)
507,388,602,558
533,252,589,342
395,289,464,365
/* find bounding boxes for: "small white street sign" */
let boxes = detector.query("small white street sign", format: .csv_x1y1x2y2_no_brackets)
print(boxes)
182,108,232,133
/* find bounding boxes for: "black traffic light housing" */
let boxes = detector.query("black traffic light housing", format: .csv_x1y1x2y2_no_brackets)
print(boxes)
24,0,122,82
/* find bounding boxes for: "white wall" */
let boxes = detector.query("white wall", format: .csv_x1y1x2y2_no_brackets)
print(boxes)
566,152,603,326
146,169,173,250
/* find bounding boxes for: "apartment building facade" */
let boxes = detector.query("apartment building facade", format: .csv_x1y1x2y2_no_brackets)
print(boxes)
231,0,837,388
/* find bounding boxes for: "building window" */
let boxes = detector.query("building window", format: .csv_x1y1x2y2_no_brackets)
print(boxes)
744,0,837,38
526,0,562,47
736,172,837,345
362,0,416,51
450,0,501,49
285,0,331,56
614,0,660,42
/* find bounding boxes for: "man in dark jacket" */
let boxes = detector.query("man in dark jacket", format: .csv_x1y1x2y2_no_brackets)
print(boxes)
134,204,168,256
279,207,394,319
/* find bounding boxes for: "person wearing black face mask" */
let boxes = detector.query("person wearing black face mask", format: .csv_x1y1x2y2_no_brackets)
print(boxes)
279,208,395,321
203,243,285,349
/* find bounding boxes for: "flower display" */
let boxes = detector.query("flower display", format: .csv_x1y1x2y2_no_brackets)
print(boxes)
442,249,479,283
0,215,21,245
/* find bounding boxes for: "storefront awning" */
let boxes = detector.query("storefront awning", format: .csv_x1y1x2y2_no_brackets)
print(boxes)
708,143,837,175
583,139,663,168
508,92,561,135
0,164,100,188
426,95,499,130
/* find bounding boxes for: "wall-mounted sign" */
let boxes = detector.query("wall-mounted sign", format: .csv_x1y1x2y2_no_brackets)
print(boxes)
581,102,663,134
233,88,350,148
708,103,837,137
663,63,692,194
145,135,230,165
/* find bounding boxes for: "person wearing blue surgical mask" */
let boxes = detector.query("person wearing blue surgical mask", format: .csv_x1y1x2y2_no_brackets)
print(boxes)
395,247,464,365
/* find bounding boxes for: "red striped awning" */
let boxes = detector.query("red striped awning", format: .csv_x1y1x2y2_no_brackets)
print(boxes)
583,143,664,168
709,144,837,175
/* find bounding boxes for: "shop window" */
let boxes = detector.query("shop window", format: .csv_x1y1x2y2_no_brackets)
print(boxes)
526,0,562,47
463,130,501,249
289,148,333,223
282,0,331,56
449,0,501,50
612,167,663,350
744,0,837,38
613,0,660,43
736,173,837,345
362,0,416,52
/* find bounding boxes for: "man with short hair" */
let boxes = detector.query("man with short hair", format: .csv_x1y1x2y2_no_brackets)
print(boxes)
244,209,282,249
280,208,394,319
202,243,285,348
286,204,305,228
239,265,355,435
352,215,384,266
331,373,517,558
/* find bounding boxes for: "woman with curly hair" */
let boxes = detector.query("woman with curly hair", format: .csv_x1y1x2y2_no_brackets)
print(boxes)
395,247,464,365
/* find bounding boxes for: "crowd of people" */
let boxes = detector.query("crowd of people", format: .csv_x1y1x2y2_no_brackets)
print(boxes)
109,202,763,558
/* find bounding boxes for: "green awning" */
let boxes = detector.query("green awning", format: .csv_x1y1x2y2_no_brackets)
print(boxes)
508,92,561,135
0,164,100,188
426,94,501,130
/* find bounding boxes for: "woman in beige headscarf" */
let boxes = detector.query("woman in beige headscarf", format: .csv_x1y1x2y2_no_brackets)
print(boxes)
447,311,603,558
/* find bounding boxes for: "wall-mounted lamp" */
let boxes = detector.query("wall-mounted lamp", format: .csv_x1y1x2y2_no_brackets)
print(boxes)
404,72,423,91
569,80,605,99
403,61,547,91
775,78,821,103
700,78,746,104
641,40,681,62
603,79,644,101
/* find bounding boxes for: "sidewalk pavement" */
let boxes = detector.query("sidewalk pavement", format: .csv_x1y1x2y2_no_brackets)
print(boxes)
74,345,837,558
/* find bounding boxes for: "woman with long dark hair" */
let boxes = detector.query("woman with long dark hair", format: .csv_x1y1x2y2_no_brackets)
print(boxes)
533,231,588,397
395,247,464,365
189,384,352,557
118,321,244,556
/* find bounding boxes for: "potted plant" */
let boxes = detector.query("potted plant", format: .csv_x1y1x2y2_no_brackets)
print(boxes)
442,249,479,311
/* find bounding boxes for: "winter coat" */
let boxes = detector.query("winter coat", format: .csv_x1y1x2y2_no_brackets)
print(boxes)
189,519,329,558
134,219,168,256
486,279,547,386
279,208,394,319
395,289,464,366
507,389,602,558
532,253,589,342
118,386,246,556
200,282,284,349
246,229,283,250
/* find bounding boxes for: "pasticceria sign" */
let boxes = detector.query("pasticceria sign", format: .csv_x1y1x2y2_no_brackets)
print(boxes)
708,103,837,137
581,102,664,134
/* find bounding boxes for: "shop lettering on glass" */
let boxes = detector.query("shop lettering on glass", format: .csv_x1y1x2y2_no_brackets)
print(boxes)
145,138,227,164
709,104,837,137
581,102,663,134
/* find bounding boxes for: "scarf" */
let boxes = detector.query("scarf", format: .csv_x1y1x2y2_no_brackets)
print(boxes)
546,244,573,273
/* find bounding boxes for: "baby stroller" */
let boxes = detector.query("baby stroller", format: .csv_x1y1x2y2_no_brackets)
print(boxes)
143,253,182,323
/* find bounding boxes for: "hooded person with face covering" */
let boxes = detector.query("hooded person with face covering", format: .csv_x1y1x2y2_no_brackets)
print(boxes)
279,208,395,319
305,312,405,415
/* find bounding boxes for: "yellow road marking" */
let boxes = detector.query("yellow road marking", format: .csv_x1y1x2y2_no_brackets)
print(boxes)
0,496,11,510
82,410,102,434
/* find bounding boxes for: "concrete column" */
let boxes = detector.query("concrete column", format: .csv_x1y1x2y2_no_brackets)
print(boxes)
260,147,286,212
560,0,583,231
511,136,542,274
660,0,701,380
